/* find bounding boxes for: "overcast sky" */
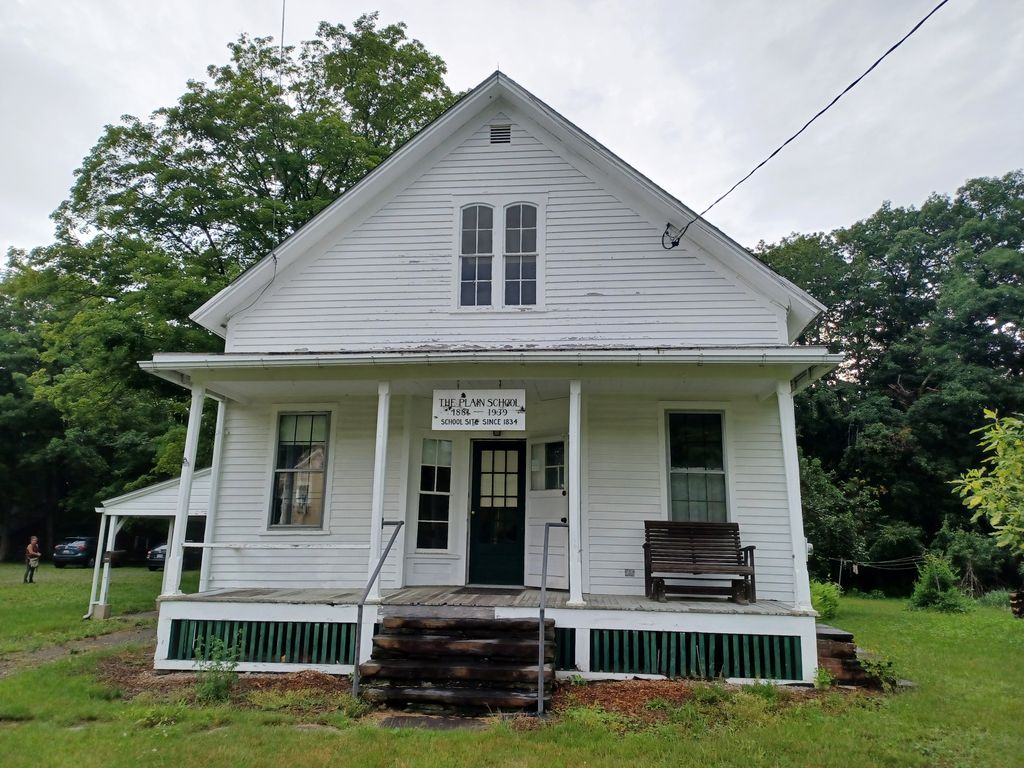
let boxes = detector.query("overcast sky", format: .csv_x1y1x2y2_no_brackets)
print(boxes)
1,0,1021,260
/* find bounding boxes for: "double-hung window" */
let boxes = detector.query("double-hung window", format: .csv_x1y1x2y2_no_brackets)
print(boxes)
666,412,727,522
504,204,537,306
417,438,453,549
270,413,329,528
457,200,541,308
460,205,493,306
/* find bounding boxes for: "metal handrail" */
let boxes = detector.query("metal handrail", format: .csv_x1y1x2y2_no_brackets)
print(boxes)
538,521,568,716
351,520,404,698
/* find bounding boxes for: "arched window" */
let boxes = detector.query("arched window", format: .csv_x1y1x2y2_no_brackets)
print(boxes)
459,204,493,306
504,203,537,306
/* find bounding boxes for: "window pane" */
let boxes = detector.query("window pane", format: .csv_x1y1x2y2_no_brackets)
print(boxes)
417,521,449,550
310,415,327,442
505,281,520,306
460,281,476,306
477,281,491,305
462,206,477,229
506,205,521,228
494,451,505,472
547,441,564,467
420,465,435,492
708,502,727,522
521,204,536,228
422,438,437,465
461,256,476,280
478,256,492,280
461,231,476,255
482,451,493,471
477,230,492,254
545,467,560,489
521,281,536,305
688,473,708,502
505,255,521,279
671,473,689,503
278,415,297,444
507,451,518,471
521,229,536,253
478,205,493,228
437,440,452,466
708,474,726,502
521,255,537,279
435,465,451,493
506,229,521,254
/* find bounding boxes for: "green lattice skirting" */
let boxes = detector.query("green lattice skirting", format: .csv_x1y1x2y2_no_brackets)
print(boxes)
168,619,358,665
584,630,802,680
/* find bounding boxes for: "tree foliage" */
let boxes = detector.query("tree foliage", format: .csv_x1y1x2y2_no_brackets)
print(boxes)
952,411,1024,558
759,171,1024,589
0,15,456,552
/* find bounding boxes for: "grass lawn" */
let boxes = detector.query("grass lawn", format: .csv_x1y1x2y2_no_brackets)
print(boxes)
0,562,198,655
0,580,1021,767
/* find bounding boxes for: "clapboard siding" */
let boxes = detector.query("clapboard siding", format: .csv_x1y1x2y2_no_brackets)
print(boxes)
226,112,784,352
207,399,407,591
585,395,796,602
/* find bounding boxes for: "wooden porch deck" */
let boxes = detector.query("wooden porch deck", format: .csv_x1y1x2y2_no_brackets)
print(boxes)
161,585,813,617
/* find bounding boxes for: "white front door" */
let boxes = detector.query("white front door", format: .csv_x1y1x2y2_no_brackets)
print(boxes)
524,437,569,590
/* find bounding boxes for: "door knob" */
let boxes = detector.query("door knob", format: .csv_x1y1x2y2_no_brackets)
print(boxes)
560,517,567,523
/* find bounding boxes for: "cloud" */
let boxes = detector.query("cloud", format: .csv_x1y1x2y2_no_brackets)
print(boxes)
1,0,1021,258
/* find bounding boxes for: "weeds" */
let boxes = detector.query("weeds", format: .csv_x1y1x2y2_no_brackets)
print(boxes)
194,636,240,703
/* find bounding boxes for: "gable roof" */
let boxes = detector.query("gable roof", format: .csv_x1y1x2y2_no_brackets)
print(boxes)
191,72,824,343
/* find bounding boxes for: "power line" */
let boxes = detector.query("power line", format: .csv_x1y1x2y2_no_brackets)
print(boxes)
662,0,952,249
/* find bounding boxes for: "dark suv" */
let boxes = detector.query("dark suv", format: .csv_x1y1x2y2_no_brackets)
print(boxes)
53,536,99,568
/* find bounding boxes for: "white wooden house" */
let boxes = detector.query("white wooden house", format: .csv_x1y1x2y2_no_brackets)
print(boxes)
141,72,839,701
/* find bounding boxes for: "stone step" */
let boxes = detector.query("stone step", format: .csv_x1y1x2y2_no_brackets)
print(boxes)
360,658,554,685
817,638,858,660
815,623,854,643
363,685,543,710
372,634,555,661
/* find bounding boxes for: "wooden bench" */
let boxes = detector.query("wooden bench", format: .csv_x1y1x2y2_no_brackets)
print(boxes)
643,521,756,603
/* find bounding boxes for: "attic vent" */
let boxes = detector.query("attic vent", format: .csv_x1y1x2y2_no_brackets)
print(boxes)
490,124,512,144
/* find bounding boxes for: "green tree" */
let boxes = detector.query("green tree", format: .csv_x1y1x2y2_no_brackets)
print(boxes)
1,14,456,546
952,411,1024,560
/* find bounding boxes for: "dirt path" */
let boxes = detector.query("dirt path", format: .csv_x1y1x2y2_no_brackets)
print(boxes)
0,616,157,679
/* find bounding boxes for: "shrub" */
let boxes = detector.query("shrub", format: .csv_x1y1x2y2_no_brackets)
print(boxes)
859,650,901,691
194,635,241,703
910,554,971,613
813,666,835,690
810,580,841,620
977,588,1012,609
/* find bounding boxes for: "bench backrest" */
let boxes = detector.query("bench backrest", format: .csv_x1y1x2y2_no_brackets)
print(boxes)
644,521,744,568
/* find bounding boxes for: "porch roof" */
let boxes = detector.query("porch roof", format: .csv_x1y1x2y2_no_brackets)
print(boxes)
140,346,841,402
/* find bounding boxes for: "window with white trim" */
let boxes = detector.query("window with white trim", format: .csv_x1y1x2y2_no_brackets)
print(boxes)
666,413,727,522
270,413,329,528
459,205,493,306
504,203,537,306
417,438,453,549
456,199,542,309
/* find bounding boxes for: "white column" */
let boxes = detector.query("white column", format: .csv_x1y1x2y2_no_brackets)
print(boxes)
86,511,108,616
163,385,206,596
366,381,391,602
777,380,813,610
567,380,585,606
161,518,175,594
198,399,226,592
97,514,121,611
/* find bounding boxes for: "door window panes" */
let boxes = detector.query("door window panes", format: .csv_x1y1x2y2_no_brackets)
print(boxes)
530,441,565,490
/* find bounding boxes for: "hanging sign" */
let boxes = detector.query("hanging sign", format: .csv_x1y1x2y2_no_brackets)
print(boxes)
432,389,526,431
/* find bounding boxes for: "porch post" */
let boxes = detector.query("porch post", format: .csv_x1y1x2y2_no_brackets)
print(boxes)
567,380,585,606
366,381,391,603
163,384,206,596
86,511,108,618
97,514,122,614
776,380,813,610
198,399,226,592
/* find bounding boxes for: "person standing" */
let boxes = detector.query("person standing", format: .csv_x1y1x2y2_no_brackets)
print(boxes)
24,536,41,584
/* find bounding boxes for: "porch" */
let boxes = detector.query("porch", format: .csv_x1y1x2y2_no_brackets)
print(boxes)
155,585,818,684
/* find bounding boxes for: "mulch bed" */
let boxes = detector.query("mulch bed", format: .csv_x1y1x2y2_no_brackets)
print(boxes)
95,647,351,702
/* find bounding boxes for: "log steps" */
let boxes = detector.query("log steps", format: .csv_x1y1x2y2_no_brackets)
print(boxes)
816,623,874,685
360,616,555,711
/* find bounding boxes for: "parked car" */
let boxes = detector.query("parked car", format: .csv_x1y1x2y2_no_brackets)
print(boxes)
53,536,126,568
146,543,201,571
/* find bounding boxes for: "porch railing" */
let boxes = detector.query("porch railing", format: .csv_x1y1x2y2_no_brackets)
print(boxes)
538,521,568,717
351,520,405,698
